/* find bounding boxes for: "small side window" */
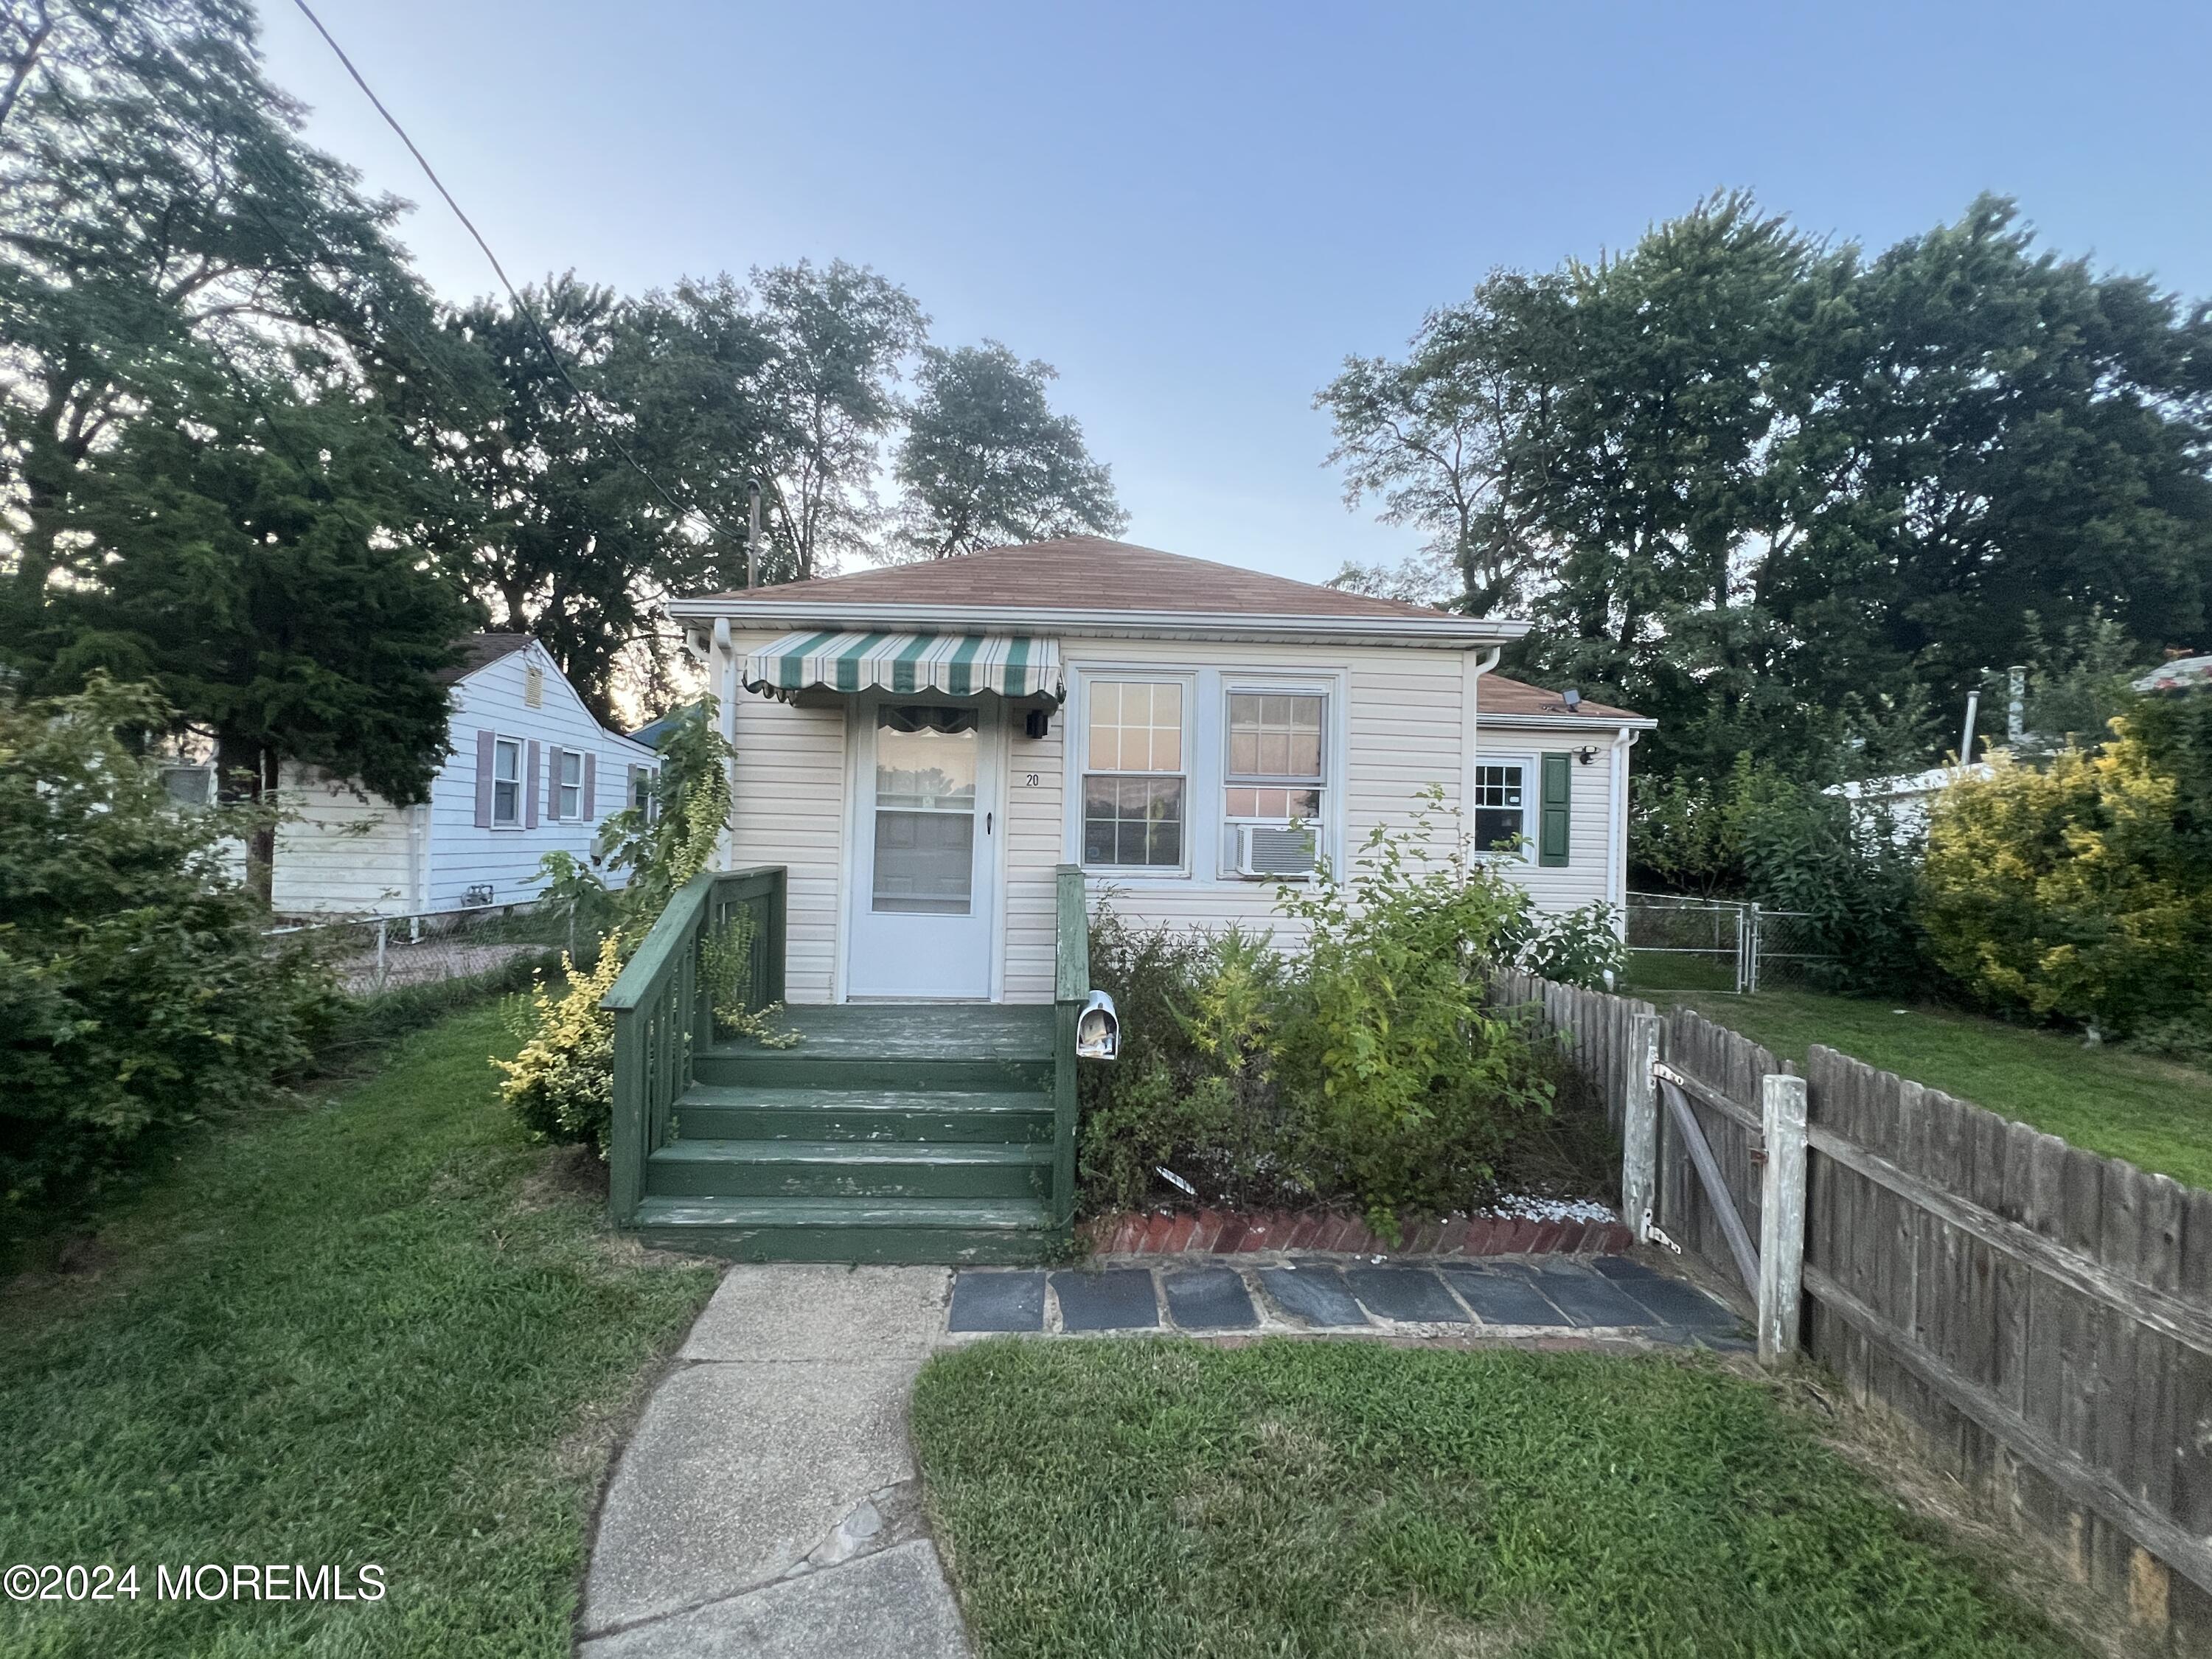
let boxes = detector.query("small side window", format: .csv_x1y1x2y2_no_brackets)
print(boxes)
557,748,583,821
492,738,522,827
1472,762,1526,858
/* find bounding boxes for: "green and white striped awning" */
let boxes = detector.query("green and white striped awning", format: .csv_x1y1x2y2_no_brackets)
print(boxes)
740,631,1063,703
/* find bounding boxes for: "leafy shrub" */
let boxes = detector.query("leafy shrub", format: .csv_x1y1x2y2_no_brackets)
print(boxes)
1634,754,1924,991
0,677,334,1223
2124,1015,2212,1071
496,949,623,1147
1921,725,2212,1035
1273,800,1561,1230
1080,795,1595,1234
1078,917,1291,1213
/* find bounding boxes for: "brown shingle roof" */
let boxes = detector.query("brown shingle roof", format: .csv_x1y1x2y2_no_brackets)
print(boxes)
1481,673,1645,722
435,632,533,684
703,537,1467,624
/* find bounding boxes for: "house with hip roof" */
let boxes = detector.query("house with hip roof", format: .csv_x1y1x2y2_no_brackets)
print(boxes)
664,538,1652,1005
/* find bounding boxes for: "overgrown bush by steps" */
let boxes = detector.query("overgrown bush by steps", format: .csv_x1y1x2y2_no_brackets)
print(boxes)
495,699,796,1152
1079,794,1624,1238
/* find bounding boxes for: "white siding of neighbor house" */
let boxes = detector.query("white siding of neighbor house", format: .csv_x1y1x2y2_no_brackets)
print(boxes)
269,763,415,914
720,628,1635,1004
268,641,658,917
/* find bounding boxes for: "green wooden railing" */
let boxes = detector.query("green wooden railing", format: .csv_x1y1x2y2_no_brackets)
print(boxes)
1053,863,1088,1230
601,865,787,1225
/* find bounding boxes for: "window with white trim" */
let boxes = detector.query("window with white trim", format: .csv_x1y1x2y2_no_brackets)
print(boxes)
1081,679,1186,869
1472,760,1529,857
492,738,522,827
555,747,583,821
1223,690,1325,824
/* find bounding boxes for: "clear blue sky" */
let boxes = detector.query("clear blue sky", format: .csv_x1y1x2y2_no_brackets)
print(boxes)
260,0,2212,586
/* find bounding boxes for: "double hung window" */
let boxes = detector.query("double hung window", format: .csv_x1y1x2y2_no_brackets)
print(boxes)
492,738,522,827
555,748,583,820
1081,681,1186,869
1472,762,1528,857
1223,692,1325,824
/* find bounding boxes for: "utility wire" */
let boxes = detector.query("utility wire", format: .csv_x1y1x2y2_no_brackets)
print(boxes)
286,0,744,547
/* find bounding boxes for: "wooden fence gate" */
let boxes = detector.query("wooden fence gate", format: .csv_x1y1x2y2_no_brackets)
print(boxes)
1495,970,2212,1652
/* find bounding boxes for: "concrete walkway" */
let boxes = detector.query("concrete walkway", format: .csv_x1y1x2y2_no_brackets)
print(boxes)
577,1265,971,1659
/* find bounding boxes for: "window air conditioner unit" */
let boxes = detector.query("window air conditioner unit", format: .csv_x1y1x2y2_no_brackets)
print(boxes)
1236,822,1317,879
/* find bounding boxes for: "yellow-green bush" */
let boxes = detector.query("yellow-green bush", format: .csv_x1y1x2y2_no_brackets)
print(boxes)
496,948,623,1146
495,703,730,1149
1921,723,2212,1034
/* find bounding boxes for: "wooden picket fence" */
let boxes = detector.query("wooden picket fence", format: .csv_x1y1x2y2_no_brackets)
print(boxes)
1495,969,2212,1653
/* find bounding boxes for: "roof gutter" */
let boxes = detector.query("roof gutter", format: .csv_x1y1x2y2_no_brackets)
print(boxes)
1478,711,1659,732
666,597,1531,650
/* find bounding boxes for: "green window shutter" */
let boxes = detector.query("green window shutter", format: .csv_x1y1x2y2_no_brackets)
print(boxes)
1539,752,1572,867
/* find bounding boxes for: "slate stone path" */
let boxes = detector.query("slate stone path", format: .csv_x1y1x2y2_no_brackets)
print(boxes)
948,1253,1747,1349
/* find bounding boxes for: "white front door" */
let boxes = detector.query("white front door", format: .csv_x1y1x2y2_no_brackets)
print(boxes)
846,700,1001,1000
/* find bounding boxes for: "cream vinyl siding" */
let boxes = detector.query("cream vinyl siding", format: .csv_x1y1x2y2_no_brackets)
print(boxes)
728,641,847,1002
719,630,1636,1005
1008,638,1474,1000
1470,734,1622,917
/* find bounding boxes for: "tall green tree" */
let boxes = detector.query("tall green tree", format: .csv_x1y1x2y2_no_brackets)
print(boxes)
1,0,470,898
749,260,925,580
894,341,1127,557
414,274,710,720
0,0,438,605
1321,193,2212,786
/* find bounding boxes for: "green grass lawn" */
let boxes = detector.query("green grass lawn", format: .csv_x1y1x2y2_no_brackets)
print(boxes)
914,1338,2078,1659
1664,988,2212,1192
0,1001,719,1658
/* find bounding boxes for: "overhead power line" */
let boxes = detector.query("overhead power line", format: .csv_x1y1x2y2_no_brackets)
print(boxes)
286,0,745,547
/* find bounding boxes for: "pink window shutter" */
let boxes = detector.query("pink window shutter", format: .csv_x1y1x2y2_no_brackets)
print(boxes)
582,753,596,818
525,741,540,829
473,731,495,828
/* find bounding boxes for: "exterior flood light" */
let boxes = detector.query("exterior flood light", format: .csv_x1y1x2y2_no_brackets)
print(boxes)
1076,990,1120,1061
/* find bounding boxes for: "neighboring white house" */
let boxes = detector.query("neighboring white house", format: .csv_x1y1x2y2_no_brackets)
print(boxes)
259,633,660,917
664,538,1654,1006
1826,762,1994,838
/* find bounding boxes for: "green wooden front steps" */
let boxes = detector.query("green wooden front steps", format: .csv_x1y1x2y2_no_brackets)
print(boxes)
602,866,1091,1264
633,1005,1061,1263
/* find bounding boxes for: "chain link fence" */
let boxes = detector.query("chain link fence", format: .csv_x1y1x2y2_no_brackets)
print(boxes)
1620,891,1837,995
269,903,583,1000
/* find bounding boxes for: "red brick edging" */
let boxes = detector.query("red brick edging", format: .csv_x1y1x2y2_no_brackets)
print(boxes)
1079,1207,1634,1259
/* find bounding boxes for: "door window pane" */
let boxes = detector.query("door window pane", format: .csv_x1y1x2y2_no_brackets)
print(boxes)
873,711,977,913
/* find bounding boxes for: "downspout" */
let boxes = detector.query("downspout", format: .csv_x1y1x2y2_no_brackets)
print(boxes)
1608,728,1638,937
713,616,738,871
1461,647,1502,876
